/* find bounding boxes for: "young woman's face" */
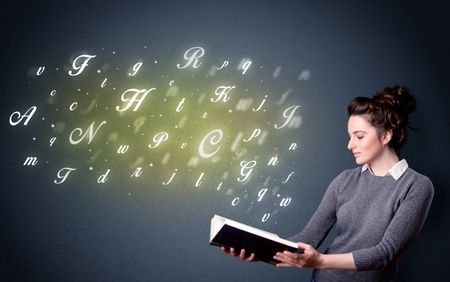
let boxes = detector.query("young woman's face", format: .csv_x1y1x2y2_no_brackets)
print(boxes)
347,115,388,165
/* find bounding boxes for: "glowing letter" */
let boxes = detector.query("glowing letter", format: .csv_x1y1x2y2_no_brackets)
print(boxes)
9,106,37,126
282,171,295,184
211,86,235,103
274,105,301,129
195,172,205,187
54,167,76,184
68,54,96,76
116,88,155,112
217,60,229,70
117,145,130,154
131,167,143,177
23,157,38,166
262,213,270,222
37,66,45,76
253,95,268,112
289,143,298,150
69,102,78,111
69,120,107,145
101,78,107,88
241,60,252,75
231,197,240,206
237,160,256,182
176,47,205,69
176,98,186,112
163,169,177,185
148,132,169,148
199,129,223,158
129,62,143,76
97,169,111,183
268,156,279,166
280,197,292,207
49,137,57,147
257,188,268,202
243,128,261,142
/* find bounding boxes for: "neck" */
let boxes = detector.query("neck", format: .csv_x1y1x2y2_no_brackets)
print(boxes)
368,147,399,176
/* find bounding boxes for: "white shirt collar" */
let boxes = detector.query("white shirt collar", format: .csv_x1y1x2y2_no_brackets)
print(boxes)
361,159,408,181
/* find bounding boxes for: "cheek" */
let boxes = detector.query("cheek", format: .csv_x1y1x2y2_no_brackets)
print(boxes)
361,135,382,155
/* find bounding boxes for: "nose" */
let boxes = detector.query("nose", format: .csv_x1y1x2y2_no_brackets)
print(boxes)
347,138,355,151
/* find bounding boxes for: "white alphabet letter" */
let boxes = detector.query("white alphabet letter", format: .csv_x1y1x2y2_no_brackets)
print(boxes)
177,47,205,69
9,106,37,126
68,54,96,76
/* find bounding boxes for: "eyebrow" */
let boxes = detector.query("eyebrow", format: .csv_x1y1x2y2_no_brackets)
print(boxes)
348,130,368,135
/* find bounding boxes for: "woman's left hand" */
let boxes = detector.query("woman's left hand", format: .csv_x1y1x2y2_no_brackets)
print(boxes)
273,242,323,269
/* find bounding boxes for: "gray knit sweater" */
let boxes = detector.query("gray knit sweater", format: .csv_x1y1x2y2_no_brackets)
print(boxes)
288,166,434,282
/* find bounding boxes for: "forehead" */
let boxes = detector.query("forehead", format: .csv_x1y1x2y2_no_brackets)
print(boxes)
347,115,376,132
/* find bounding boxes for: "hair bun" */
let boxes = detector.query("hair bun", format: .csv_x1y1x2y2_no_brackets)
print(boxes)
373,85,417,114
348,85,418,152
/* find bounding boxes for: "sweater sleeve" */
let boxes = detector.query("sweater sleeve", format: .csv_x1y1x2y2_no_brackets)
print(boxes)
352,176,434,271
287,172,343,248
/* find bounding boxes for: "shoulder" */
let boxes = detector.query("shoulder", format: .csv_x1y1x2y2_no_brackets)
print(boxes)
333,166,362,182
401,168,434,197
327,166,362,190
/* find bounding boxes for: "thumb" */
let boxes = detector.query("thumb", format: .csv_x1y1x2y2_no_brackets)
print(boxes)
297,242,310,250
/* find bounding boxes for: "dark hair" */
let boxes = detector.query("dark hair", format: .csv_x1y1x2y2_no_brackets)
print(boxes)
347,85,417,151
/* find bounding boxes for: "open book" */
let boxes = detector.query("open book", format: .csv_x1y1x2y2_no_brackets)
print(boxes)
210,214,299,265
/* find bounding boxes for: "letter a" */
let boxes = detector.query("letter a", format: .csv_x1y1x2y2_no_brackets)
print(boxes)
9,106,37,126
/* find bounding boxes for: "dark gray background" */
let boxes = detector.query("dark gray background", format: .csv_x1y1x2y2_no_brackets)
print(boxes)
1,0,449,281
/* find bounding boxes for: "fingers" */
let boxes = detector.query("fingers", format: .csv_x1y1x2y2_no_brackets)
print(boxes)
274,251,298,261
239,248,247,259
221,246,230,254
246,252,256,262
221,246,256,262
274,251,303,268
239,249,256,261
276,262,295,268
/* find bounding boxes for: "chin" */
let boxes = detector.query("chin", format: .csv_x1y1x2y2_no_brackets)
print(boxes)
354,157,367,165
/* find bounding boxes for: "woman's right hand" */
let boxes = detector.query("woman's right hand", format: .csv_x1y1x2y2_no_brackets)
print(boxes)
221,246,257,262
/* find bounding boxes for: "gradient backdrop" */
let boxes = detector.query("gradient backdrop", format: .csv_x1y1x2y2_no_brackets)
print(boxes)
1,1,449,281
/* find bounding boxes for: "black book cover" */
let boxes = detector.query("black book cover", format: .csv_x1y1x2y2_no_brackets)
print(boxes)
210,215,299,265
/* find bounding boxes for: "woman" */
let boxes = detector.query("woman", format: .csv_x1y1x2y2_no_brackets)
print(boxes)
221,85,434,281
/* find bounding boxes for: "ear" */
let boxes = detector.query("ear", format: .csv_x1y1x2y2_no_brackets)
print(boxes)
381,130,393,146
